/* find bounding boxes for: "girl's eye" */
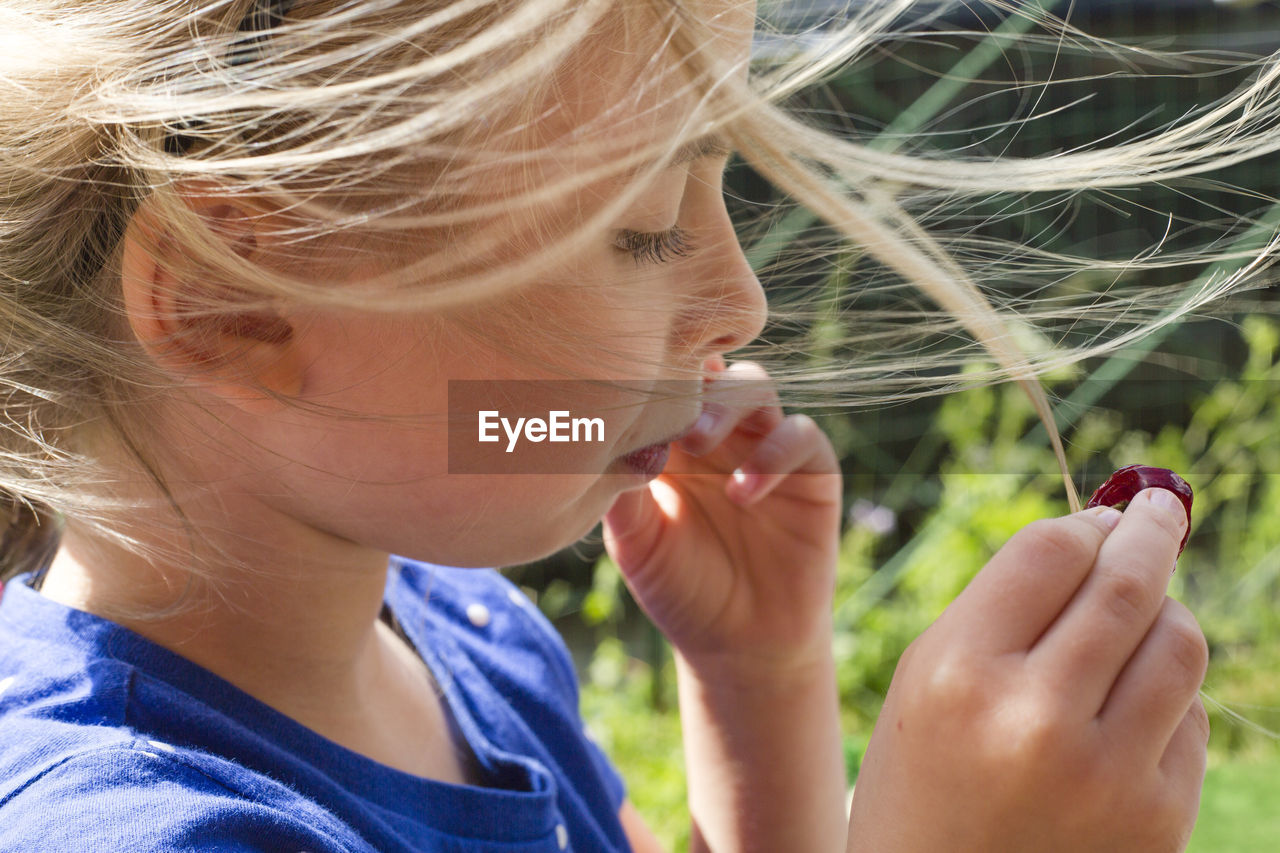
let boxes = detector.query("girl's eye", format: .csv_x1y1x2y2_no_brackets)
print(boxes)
614,227,694,265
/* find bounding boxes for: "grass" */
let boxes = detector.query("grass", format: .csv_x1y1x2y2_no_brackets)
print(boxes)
587,671,1280,853
1188,755,1280,852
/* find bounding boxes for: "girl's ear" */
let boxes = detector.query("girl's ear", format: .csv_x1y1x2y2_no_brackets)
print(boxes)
120,189,306,412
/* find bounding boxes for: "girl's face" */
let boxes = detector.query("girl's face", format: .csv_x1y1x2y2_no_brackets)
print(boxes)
179,3,764,569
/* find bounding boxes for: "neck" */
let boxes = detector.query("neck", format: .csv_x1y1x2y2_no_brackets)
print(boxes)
40,504,397,728
42,516,477,784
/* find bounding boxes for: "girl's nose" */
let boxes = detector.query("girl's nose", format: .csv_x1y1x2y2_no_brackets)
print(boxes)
683,218,768,360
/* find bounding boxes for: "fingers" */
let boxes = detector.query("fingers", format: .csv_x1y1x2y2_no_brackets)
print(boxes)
1098,597,1208,767
677,361,781,458
603,480,685,580
943,506,1122,654
1158,696,1211,808
1031,488,1191,714
602,486,664,570
673,361,838,503
1124,695,1211,852
726,413,839,505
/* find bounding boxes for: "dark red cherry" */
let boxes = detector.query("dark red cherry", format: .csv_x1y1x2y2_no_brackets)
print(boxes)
1086,464,1193,554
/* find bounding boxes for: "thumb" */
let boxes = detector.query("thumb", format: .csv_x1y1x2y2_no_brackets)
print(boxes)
602,485,667,576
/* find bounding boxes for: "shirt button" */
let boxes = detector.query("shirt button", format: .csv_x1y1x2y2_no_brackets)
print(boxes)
465,603,491,628
555,824,569,850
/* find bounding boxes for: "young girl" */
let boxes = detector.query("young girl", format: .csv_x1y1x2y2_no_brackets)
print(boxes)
0,0,1217,850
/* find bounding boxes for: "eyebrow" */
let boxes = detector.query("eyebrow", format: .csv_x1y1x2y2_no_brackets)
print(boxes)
669,134,733,166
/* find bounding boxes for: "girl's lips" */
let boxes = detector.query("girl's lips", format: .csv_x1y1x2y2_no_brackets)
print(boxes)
617,442,672,479
614,418,700,479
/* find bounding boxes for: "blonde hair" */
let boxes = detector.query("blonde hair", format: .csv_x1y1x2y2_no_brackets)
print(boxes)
0,0,1275,581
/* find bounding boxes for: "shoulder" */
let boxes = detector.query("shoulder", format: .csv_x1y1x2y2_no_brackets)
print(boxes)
388,559,630,824
0,742,359,853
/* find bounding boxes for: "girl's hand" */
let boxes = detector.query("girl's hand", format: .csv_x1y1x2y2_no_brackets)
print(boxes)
847,490,1209,853
602,359,842,676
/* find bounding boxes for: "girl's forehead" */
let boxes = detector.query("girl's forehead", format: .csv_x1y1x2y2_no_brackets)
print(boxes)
522,0,752,165
401,0,753,226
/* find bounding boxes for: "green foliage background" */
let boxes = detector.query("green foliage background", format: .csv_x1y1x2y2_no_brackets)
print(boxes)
507,3,1280,847
511,318,1280,849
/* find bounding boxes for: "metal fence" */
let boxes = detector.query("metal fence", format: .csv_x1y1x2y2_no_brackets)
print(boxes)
753,0,1280,270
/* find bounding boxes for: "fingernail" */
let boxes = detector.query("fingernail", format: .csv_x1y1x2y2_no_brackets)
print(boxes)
1142,488,1187,529
1092,506,1123,532
729,467,758,500
681,411,720,456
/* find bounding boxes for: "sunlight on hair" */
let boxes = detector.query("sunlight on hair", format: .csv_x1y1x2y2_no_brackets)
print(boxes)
1201,690,1280,742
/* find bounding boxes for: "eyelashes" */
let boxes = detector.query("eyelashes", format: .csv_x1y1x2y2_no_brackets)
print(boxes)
614,226,694,265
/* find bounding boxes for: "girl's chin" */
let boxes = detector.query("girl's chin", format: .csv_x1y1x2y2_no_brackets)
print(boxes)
408,474,644,567
489,490,625,566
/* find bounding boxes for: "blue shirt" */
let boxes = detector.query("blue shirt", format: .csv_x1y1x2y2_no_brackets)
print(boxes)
0,559,630,852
